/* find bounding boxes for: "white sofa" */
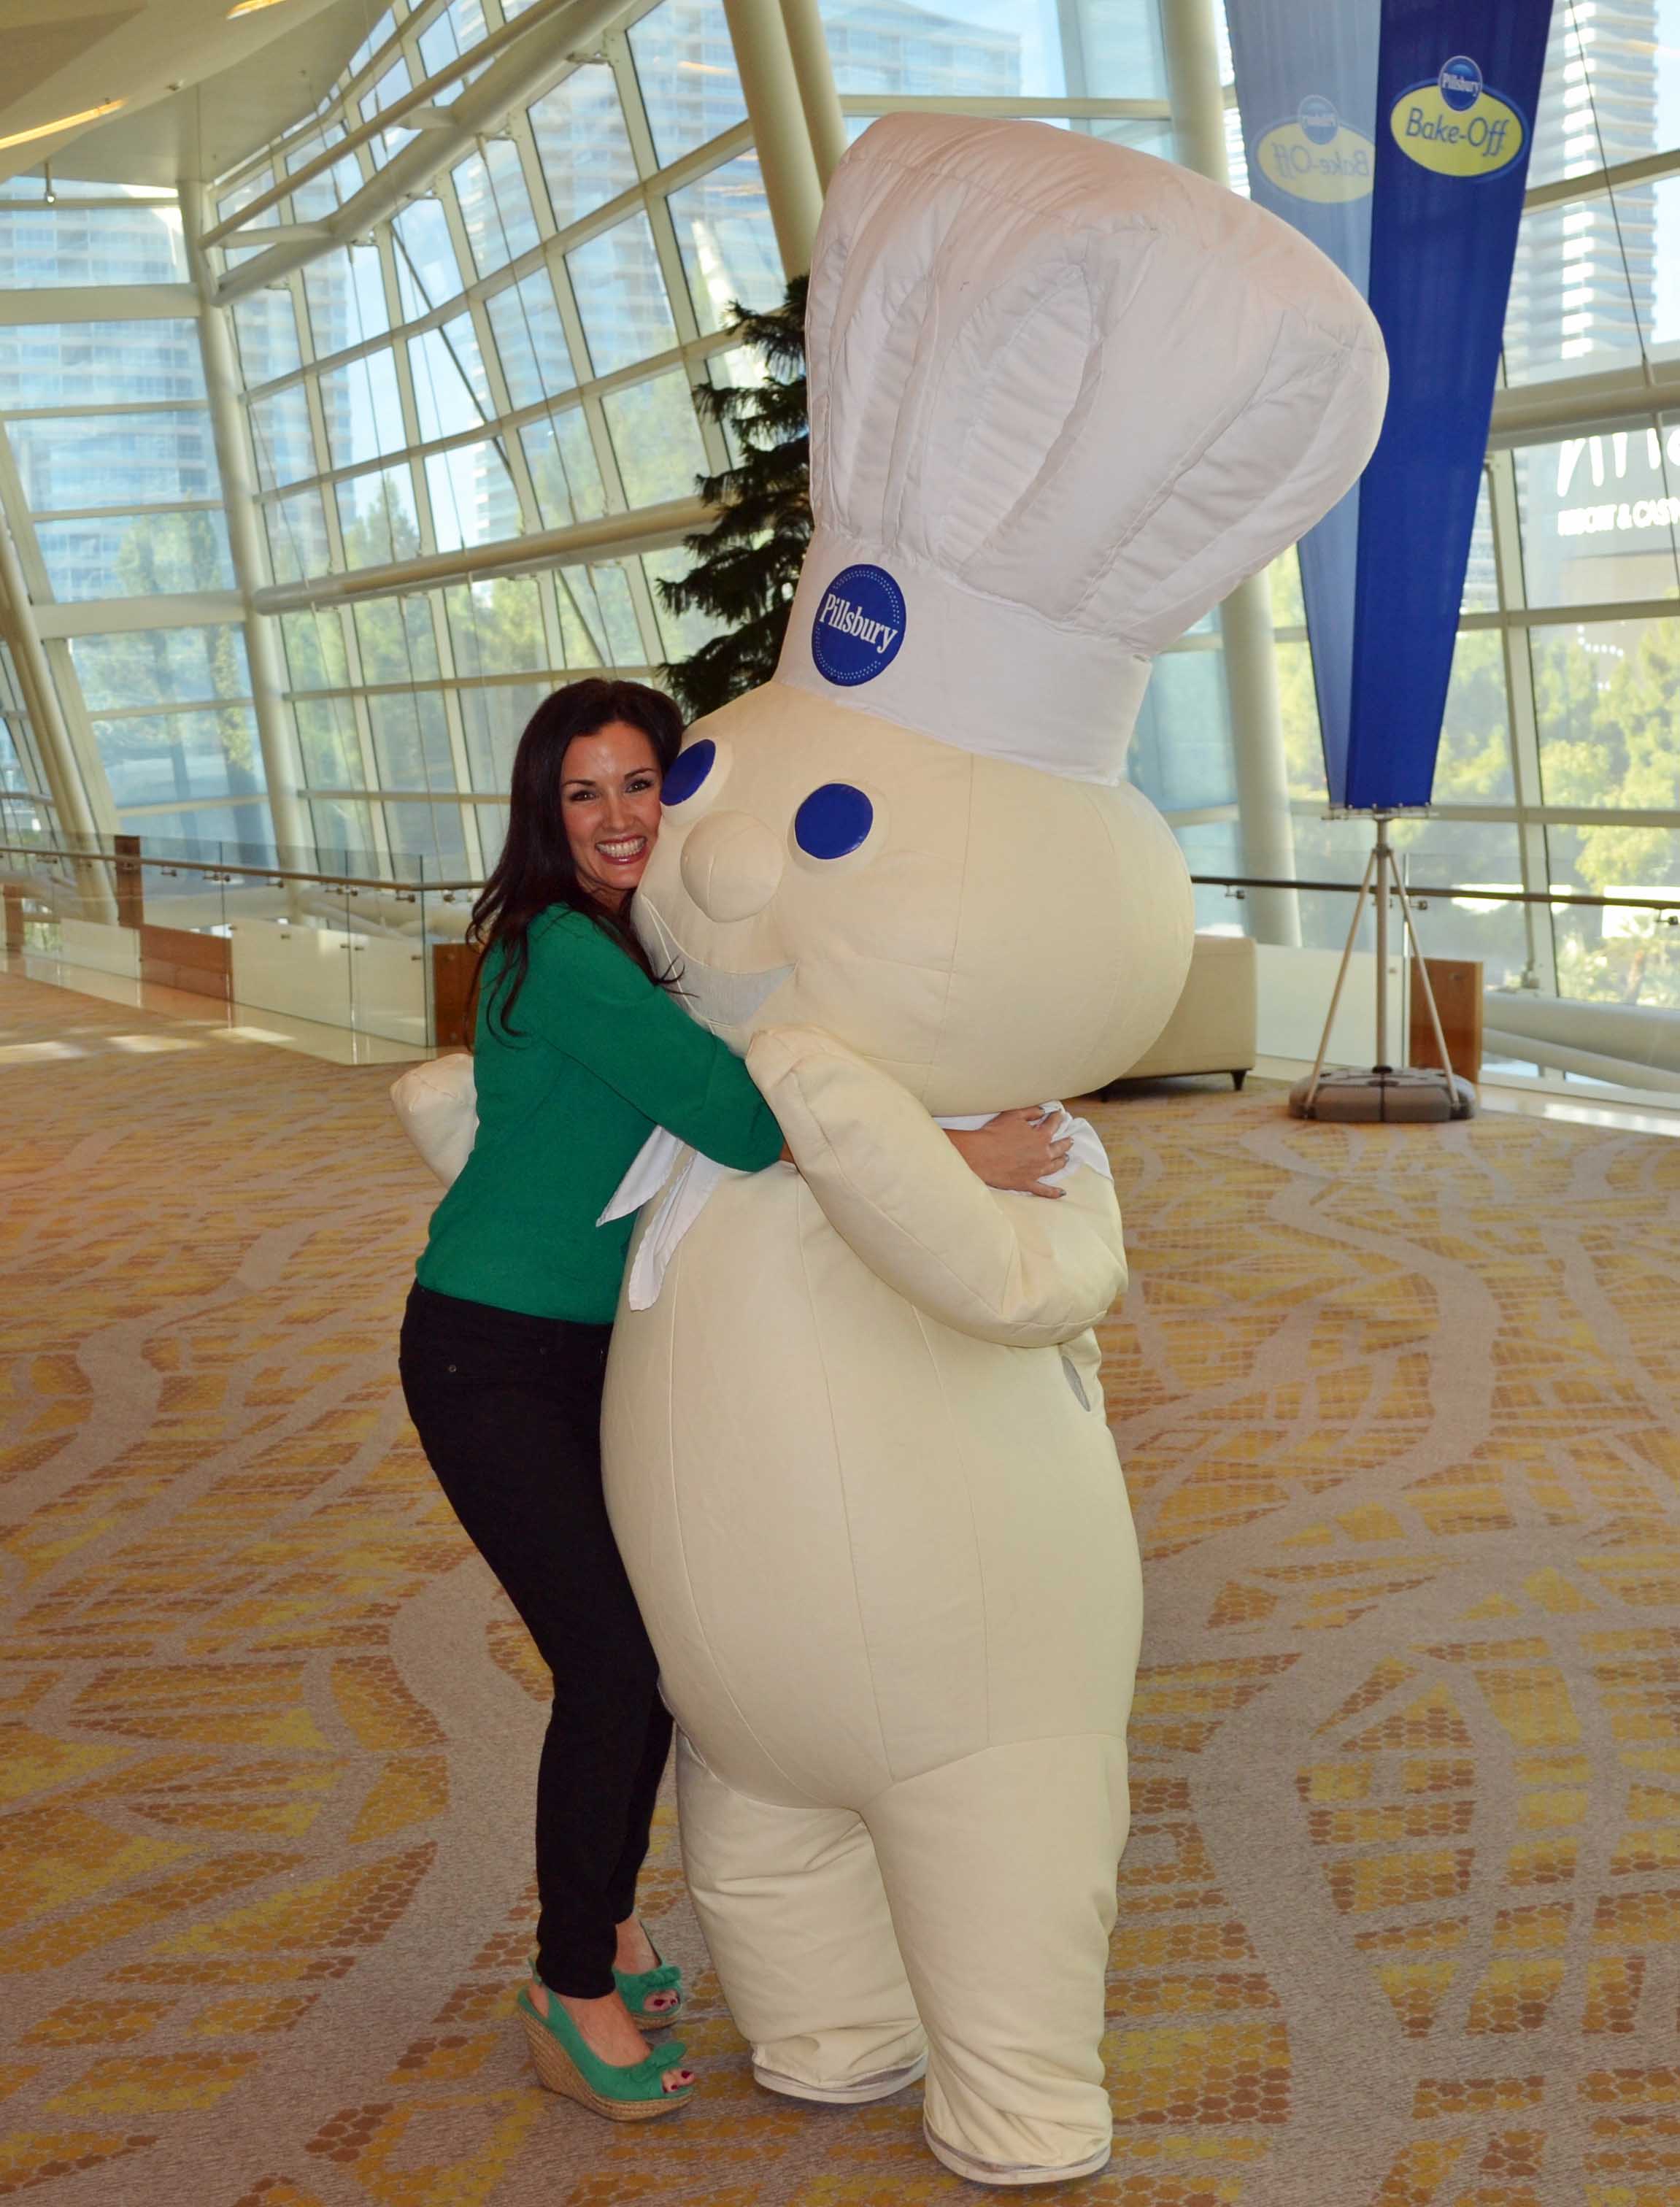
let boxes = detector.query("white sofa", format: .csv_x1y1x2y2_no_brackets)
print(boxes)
1103,931,1256,1092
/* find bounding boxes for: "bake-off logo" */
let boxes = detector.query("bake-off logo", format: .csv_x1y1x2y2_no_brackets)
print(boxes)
811,563,907,686
1391,55,1527,179
1255,94,1375,204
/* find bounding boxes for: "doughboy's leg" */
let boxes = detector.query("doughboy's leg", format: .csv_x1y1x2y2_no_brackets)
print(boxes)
864,1733,1130,2186
675,1734,926,2100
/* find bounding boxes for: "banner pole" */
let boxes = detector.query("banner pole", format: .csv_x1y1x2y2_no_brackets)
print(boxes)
1373,813,1392,1071
1291,810,1474,1122
1393,868,1457,1086
1301,844,1378,1113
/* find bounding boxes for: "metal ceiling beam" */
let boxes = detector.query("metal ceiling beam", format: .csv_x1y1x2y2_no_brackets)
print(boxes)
213,0,633,307
0,285,196,326
720,0,824,276
204,0,597,240
250,494,710,613
1490,358,1680,447
1525,142,1680,213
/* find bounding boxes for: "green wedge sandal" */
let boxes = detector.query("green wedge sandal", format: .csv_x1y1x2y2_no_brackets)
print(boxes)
613,1954,685,2025
526,1946,685,2027
516,1984,697,2121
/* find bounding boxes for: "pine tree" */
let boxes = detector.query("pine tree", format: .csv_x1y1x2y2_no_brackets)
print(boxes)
658,275,811,719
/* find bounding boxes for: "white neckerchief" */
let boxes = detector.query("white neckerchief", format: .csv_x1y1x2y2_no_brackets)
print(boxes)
598,1105,1110,1312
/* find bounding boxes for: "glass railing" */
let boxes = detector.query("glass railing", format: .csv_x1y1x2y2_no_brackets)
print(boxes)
1187,866,1680,1100
0,829,483,1053
7,828,1680,1096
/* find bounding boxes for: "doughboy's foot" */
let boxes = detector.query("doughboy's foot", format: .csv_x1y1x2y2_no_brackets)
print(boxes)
922,2117,1113,2187
753,2050,928,2105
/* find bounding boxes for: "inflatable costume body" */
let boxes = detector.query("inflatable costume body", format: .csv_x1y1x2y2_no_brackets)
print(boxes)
601,116,1386,2185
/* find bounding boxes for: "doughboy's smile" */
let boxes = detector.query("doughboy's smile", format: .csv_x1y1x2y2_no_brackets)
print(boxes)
631,900,790,1028
638,898,793,1033
677,954,795,1032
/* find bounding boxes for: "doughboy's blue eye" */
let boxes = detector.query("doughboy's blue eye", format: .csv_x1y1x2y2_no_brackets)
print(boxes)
661,738,714,806
795,783,874,859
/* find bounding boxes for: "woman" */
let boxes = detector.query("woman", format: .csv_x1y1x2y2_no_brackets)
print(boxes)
398,677,1068,2123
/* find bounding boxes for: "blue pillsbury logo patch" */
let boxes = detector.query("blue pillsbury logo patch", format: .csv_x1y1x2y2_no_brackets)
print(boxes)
811,564,906,686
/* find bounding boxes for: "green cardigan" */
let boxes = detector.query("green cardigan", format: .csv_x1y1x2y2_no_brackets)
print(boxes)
416,905,784,1322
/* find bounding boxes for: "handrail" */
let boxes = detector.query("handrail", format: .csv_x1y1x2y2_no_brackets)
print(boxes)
0,838,482,897
6,842,1676,920
1191,872,1680,916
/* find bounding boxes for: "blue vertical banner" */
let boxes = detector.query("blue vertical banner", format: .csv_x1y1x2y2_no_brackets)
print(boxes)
1228,1,1553,809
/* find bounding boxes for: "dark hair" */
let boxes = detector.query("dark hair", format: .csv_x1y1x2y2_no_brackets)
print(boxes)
468,677,682,1040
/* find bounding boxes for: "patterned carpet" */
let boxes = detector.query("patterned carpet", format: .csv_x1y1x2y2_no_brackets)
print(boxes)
4,966,1680,2207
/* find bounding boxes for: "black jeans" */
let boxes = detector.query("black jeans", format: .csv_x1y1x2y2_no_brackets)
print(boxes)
398,1281,671,1998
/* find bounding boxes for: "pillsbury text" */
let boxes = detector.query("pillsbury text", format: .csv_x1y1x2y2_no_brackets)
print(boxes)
820,590,899,656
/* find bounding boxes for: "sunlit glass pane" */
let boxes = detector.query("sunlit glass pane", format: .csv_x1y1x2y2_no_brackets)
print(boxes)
485,271,577,405
354,593,442,682
444,578,547,681
0,320,204,409
71,624,252,711
368,688,455,787
628,0,750,166
666,153,781,331
264,488,332,585
9,409,220,509
304,243,390,357
0,199,188,285
36,511,234,601
817,0,1165,100
425,438,520,550
296,698,361,782
520,409,606,526
393,197,463,317
418,0,488,75
601,369,706,505
281,610,350,691
249,385,318,490
1432,631,1515,804
1532,617,1680,813
318,348,406,469
1515,429,1680,611
567,212,678,374
459,682,549,794
409,315,492,442
337,463,421,566
452,139,542,279
528,65,640,229
383,796,469,870
231,292,303,385
92,708,266,809
556,561,643,661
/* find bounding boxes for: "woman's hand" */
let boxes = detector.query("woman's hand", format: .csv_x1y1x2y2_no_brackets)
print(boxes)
945,1109,1072,1200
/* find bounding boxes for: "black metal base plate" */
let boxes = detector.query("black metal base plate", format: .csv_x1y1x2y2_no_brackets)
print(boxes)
1287,1067,1478,1123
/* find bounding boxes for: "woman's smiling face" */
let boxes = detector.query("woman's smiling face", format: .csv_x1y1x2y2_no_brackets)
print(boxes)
560,720,665,906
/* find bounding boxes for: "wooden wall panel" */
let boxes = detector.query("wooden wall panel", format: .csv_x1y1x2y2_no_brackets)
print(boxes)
1409,956,1482,1083
113,833,145,929
431,941,478,1050
139,923,233,1004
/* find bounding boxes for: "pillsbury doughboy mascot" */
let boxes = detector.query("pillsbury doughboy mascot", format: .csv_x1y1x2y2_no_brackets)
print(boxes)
602,116,1385,2185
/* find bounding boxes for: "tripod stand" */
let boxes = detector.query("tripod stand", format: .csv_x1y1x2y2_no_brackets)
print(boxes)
1288,814,1476,1122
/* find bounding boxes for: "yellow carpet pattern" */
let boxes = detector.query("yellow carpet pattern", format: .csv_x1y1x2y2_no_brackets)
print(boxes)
4,966,1680,2206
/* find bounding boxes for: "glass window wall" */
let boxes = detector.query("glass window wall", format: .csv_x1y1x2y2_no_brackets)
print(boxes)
0,0,1675,954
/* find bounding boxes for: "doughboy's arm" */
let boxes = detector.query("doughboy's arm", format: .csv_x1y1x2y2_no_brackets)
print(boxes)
747,1026,1127,1347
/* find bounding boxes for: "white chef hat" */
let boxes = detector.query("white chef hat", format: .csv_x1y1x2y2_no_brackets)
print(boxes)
775,114,1387,787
